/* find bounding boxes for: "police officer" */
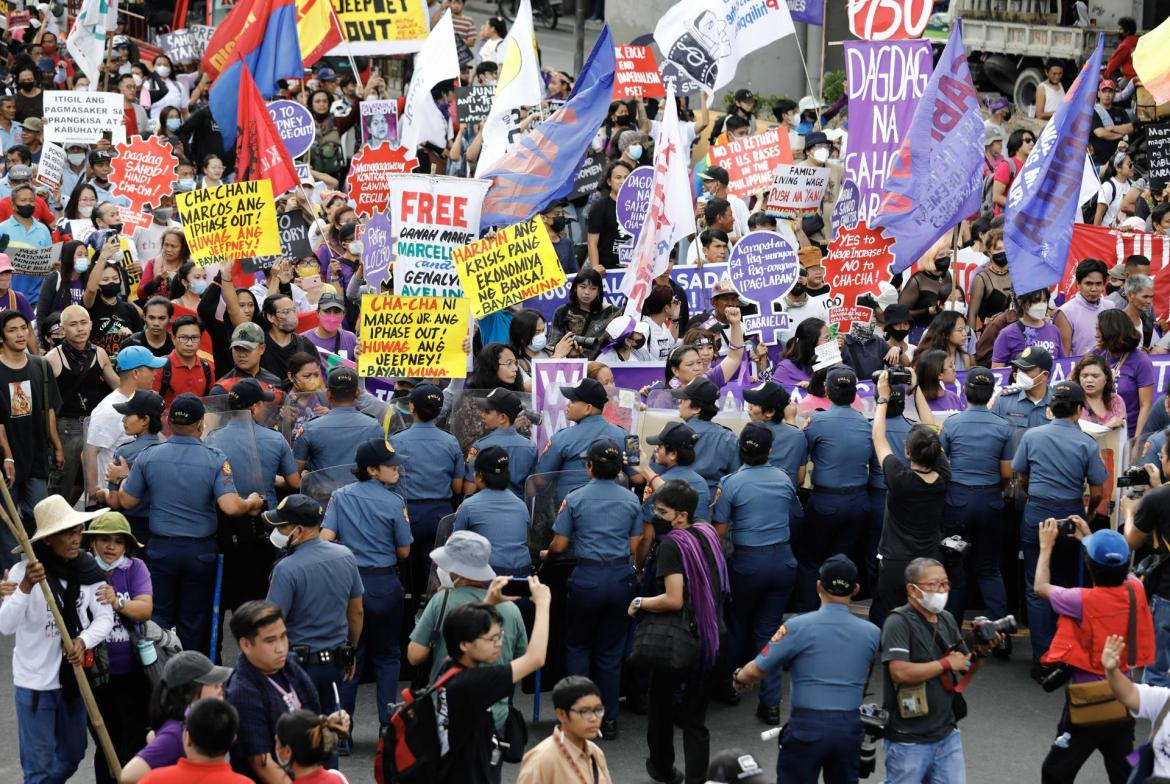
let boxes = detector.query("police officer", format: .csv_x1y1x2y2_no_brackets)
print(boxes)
544,437,645,740
464,387,538,498
865,385,913,605
670,377,739,499
266,493,364,714
939,367,1013,626
452,446,532,576
293,366,384,473
109,393,264,653
743,381,807,487
992,346,1055,448
101,390,164,547
321,439,411,726
535,377,630,497
1013,380,1108,677
801,366,874,610
713,423,798,726
732,555,880,784
638,421,710,521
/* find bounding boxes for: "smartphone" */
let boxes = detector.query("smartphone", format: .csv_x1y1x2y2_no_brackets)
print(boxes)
624,435,641,466
501,576,531,597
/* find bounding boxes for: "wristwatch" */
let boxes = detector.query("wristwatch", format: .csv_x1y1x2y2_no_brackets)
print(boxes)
632,597,643,610
117,596,126,611
875,396,889,405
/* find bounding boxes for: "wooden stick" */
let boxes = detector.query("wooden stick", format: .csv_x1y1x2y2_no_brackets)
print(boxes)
0,485,122,781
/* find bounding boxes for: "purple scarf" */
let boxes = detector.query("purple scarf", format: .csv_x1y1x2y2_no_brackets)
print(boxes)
666,522,729,669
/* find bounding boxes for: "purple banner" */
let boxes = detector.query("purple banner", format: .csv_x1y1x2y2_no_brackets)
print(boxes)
616,165,654,236
532,358,589,450
525,262,727,322
843,41,932,225
362,210,393,292
267,99,315,160
786,0,823,25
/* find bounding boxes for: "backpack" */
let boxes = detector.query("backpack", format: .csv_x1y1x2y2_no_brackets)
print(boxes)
312,125,344,176
375,664,464,784
980,158,1017,219
1082,178,1116,224
158,357,212,400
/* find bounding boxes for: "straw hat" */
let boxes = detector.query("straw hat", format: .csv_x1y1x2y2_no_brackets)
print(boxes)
15,495,108,553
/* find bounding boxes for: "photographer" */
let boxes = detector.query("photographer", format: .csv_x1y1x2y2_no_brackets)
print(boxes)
1035,521,1153,783
1122,449,1170,688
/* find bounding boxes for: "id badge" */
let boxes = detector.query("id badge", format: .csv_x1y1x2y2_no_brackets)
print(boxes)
897,682,929,719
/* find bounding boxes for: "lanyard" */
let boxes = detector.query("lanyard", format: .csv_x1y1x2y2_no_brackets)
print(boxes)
554,728,600,784
266,675,302,712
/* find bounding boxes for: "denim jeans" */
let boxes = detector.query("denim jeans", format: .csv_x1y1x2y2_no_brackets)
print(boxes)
1021,498,1084,662
0,477,48,569
340,568,405,725
729,543,796,707
1145,595,1170,688
883,729,965,784
16,686,88,784
566,562,635,718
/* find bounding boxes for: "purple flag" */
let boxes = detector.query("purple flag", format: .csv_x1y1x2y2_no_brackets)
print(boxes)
1004,35,1105,295
871,21,984,274
787,0,823,25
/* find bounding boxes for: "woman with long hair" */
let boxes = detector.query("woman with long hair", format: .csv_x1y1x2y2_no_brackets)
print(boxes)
1073,354,1126,429
917,310,972,371
199,259,265,374
169,260,209,311
141,54,189,120
968,227,1013,332
36,240,89,335
773,318,829,391
274,710,353,782
548,267,617,352
140,228,191,300
281,351,330,441
1094,152,1135,226
477,15,508,64
509,308,573,377
991,288,1065,367
1096,308,1153,439
913,348,966,415
898,231,956,342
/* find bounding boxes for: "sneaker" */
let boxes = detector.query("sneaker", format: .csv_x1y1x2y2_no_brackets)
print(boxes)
756,703,780,725
646,758,685,784
600,718,618,740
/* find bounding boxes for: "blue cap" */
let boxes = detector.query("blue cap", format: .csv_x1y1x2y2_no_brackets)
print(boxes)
1083,529,1129,566
116,345,167,373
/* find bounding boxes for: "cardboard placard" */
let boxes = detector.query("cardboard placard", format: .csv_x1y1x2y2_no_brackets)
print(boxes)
157,25,214,64
707,128,794,200
453,216,567,318
117,207,154,237
1146,121,1170,185
347,142,418,218
454,85,493,126
357,294,469,379
176,180,282,265
766,164,830,219
36,142,65,188
362,210,394,292
109,135,179,211
568,150,606,202
7,242,56,275
267,100,316,160
614,46,666,99
359,100,399,147
331,0,430,56
42,92,124,145
824,220,895,332
278,211,313,260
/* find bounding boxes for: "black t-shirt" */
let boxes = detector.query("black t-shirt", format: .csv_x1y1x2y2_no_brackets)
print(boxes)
878,454,951,561
1135,485,1170,598
654,527,725,632
0,355,59,482
586,195,630,270
436,662,514,784
880,605,968,743
805,284,831,298
1090,105,1130,165
120,330,174,359
259,333,317,386
86,298,144,358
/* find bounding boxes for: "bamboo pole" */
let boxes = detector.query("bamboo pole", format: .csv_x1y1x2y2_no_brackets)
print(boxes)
0,485,121,781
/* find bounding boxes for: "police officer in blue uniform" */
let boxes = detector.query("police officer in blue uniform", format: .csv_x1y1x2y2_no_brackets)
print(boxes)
992,346,1055,448
713,422,798,726
266,493,365,715
743,381,807,487
544,437,645,740
110,393,264,653
1013,380,1108,674
101,390,165,547
731,555,880,784
939,367,1013,625
453,446,532,576
639,421,709,520
801,366,874,609
321,439,412,726
536,377,631,498
670,377,739,499
293,366,385,472
865,385,913,599
465,388,538,498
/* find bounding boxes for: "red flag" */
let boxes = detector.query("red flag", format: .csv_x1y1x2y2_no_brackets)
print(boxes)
235,63,299,196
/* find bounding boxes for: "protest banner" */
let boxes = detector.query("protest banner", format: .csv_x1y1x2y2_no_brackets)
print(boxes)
765,164,830,220
359,100,398,147
8,243,56,275
726,231,798,344
532,359,588,450
329,0,430,56
390,174,490,298
117,207,154,237
707,128,793,200
347,142,418,218
176,180,282,266
616,165,654,235
357,294,470,379
7,10,28,37
844,40,932,223
831,179,861,238
454,85,494,126
824,220,895,332
119,236,142,300
848,0,931,39
614,46,665,99
1146,121,1170,185
278,211,313,260
267,100,316,160
453,216,567,318
787,0,824,24
526,262,727,322
42,92,124,145
36,142,65,188
157,25,214,64
568,150,606,201
362,210,394,291
109,135,179,211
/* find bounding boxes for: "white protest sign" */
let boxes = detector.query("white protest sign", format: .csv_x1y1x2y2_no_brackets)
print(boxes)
765,164,830,219
389,174,490,298
8,243,59,275
43,92,123,145
36,142,66,188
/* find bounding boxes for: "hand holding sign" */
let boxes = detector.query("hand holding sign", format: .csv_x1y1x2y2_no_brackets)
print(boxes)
109,135,180,211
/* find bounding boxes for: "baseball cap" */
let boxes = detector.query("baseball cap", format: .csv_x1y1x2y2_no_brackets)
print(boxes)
734,88,755,103
1051,380,1086,405
964,366,997,392
826,365,858,391
819,554,859,596
670,376,719,405
22,117,41,133
559,377,609,410
477,387,523,421
327,365,358,393
263,494,324,527
409,383,444,413
586,437,623,464
474,445,509,477
0,254,14,274
161,651,231,688
430,530,495,582
116,345,168,373
646,421,699,450
113,390,165,418
167,393,205,425
112,35,131,49
710,276,748,304
8,164,32,182
1011,346,1053,372
1083,528,1129,566
228,377,274,410
743,381,790,412
317,66,337,81
706,749,769,784
699,165,730,186
355,438,404,469
739,422,773,458
317,290,344,311
883,303,912,325
1100,79,1118,91
230,322,265,351
88,149,114,165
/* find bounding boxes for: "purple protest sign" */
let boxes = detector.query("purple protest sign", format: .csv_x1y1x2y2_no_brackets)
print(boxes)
843,41,932,224
616,165,654,235
832,180,861,238
786,0,823,25
267,100,316,160
727,231,798,344
532,358,589,450
362,209,393,291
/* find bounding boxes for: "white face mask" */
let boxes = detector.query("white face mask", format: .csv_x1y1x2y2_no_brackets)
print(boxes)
269,528,290,549
812,147,830,164
915,585,949,613
131,74,143,87
1013,370,1036,391
944,301,968,316
437,567,455,589
1026,302,1048,321
529,333,548,352
97,555,126,572
78,205,93,218
155,65,171,79
67,152,86,167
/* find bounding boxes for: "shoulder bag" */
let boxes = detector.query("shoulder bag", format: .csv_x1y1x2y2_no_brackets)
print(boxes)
1067,582,1137,727
628,599,701,672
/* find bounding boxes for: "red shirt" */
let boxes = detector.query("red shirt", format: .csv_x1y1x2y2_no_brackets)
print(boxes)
124,106,139,138
1106,34,1138,81
140,757,252,783
0,195,56,228
153,350,215,406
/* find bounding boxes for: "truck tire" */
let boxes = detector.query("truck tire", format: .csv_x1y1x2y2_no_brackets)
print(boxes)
1014,67,1044,117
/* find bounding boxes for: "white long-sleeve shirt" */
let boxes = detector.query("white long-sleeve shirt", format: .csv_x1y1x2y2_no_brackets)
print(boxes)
0,560,114,691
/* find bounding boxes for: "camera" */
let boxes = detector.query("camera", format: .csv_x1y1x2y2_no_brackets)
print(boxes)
571,335,598,349
872,366,912,385
940,535,969,555
858,703,889,779
1054,517,1077,536
1117,466,1153,488
969,615,1017,644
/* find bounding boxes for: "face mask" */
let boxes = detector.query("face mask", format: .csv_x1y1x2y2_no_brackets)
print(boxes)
944,301,968,316
886,326,910,342
1013,370,1036,391
437,566,455,589
269,528,290,550
811,147,830,164
347,241,363,256
991,252,1008,267
933,258,951,273
67,152,85,167
74,257,89,274
177,178,195,191
1026,302,1048,321
278,314,299,333
651,514,673,536
14,204,34,219
616,114,633,126
915,586,949,614
628,144,643,160
189,279,209,295
108,223,123,234
152,207,173,222
550,216,567,233
155,65,171,78
97,555,126,572
78,205,93,218
165,117,181,132
99,282,120,298
529,333,548,352
319,313,344,332
17,82,35,91
786,113,798,128
131,74,143,87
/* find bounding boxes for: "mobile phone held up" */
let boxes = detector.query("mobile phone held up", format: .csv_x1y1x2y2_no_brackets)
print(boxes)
624,435,641,466
502,576,531,597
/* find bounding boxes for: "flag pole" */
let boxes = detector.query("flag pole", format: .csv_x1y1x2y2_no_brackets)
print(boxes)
791,32,822,122
326,4,364,93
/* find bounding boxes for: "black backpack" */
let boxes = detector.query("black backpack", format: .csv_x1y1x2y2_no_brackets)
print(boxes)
376,663,463,784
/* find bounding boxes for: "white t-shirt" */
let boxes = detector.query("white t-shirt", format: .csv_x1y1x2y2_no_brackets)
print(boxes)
86,388,133,487
1098,178,1131,227
650,119,699,153
633,319,678,361
729,194,751,239
1136,683,1170,776
777,296,830,344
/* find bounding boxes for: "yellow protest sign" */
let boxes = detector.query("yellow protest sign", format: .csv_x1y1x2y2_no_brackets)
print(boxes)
331,0,430,55
357,295,469,379
452,217,567,319
176,180,281,266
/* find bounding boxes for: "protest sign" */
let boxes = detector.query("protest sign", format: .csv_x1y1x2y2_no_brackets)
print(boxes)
360,100,399,147
390,174,490,298
109,135,179,211
455,85,493,126
329,0,430,56
532,359,588,450
824,220,895,332
568,150,606,201
526,262,727,322
616,165,654,235
452,216,567,318
43,92,124,145
832,179,862,237
357,295,470,379
844,41,931,224
117,207,154,237
707,128,793,200
119,236,142,300
726,231,798,344
1146,121,1170,185
347,142,418,218
267,100,316,160
363,210,394,291
278,211,313,260
36,142,65,188
614,46,665,99
787,0,824,24
8,243,56,275
157,25,214,64
765,164,830,220
176,180,282,265
848,0,931,39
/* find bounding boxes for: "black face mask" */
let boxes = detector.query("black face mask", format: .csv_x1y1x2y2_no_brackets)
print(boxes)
651,515,672,536
616,114,633,127
17,81,35,92
99,282,120,298
933,258,951,273
887,326,910,342
14,203,33,219
107,223,123,234
550,216,567,233
991,252,1008,267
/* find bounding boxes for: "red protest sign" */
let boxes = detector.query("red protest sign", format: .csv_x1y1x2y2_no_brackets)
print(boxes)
824,220,895,332
109,135,179,211
707,128,793,200
614,46,665,99
848,0,931,40
347,142,418,218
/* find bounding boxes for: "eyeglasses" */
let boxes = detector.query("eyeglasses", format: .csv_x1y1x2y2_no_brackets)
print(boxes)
498,359,518,368
1022,137,1036,143
916,580,951,592
175,334,201,342
478,633,503,644
569,706,606,720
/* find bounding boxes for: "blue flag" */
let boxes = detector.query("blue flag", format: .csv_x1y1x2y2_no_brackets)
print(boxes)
1005,35,1104,295
478,27,615,231
871,22,984,274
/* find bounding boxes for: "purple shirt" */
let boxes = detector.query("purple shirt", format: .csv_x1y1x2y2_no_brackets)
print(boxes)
1059,294,1116,356
772,359,811,392
927,388,967,414
136,718,184,768
103,557,153,675
301,327,358,361
991,321,1065,365
0,288,34,321
1105,349,1154,438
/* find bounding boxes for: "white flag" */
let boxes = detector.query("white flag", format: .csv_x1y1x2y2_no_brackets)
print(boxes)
654,0,795,98
620,85,695,319
66,0,114,90
475,0,544,175
398,10,460,155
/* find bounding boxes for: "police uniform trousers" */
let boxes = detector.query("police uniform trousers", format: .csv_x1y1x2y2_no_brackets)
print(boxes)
777,708,864,784
794,487,869,611
729,542,797,708
146,534,218,655
340,566,405,726
405,498,452,607
942,484,1009,623
565,559,635,718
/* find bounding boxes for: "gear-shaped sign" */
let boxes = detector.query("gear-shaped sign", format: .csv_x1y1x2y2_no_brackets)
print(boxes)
824,220,896,333
347,142,418,219
109,135,179,212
